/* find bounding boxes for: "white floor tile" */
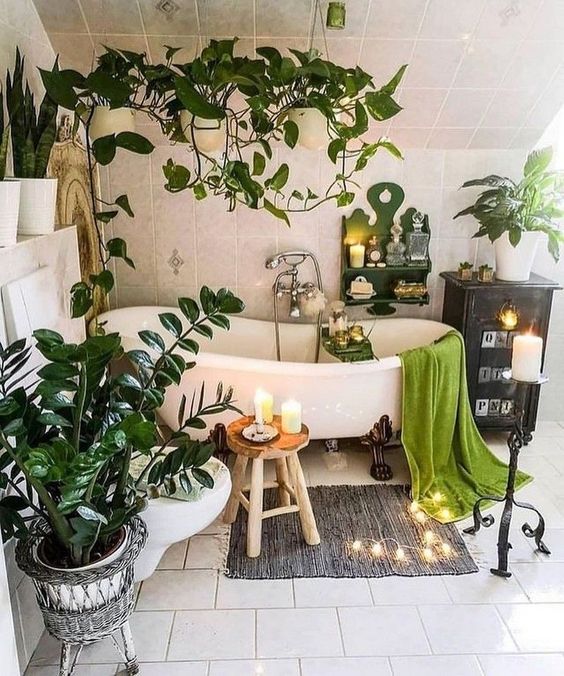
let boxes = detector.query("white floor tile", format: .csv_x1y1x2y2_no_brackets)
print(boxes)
478,653,564,676
533,528,564,561
497,603,564,651
301,656,392,676
208,659,300,675
157,540,188,569
185,535,224,568
26,667,117,676
511,561,564,602
418,604,516,654
131,662,207,675
257,608,343,658
338,606,430,656
520,435,564,456
137,570,217,610
369,576,451,605
442,568,528,603
293,577,372,607
390,655,483,676
534,422,564,437
518,455,562,479
216,577,294,608
168,609,255,661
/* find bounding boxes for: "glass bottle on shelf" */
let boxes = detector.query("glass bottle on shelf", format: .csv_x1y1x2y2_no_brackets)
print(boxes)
385,222,407,266
406,211,429,266
365,236,383,267
328,300,348,337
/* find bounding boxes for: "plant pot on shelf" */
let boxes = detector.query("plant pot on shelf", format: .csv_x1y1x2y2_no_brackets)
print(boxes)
0,180,20,246
287,107,329,150
15,517,147,650
12,177,58,236
89,105,136,141
135,457,232,581
180,110,226,152
494,231,541,282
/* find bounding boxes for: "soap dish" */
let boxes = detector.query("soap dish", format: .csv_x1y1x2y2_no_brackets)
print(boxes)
346,290,377,301
242,423,279,443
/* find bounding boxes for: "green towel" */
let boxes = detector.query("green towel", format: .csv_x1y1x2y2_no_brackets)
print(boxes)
399,330,532,523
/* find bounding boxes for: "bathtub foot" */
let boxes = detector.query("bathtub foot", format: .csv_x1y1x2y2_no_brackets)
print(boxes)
325,439,339,453
208,423,230,464
361,415,393,482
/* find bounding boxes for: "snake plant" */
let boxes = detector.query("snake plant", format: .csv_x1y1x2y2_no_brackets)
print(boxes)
0,87,9,181
6,48,58,179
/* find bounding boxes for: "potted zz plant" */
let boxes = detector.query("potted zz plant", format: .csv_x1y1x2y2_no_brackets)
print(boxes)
455,146,564,282
0,84,20,247
6,49,58,236
0,288,243,665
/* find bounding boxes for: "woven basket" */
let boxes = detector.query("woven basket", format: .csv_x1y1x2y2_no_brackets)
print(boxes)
16,516,147,645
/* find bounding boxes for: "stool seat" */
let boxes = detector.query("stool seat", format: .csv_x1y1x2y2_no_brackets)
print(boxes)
223,415,320,558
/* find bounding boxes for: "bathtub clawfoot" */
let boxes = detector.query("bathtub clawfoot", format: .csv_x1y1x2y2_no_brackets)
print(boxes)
361,415,393,482
325,439,339,453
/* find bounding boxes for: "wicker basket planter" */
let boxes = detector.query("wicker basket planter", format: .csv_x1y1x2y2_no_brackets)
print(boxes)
15,516,147,675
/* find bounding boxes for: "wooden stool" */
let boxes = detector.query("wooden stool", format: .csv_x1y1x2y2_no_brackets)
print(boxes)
223,415,321,558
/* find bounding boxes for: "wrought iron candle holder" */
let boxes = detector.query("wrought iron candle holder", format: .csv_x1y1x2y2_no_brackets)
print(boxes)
463,370,551,577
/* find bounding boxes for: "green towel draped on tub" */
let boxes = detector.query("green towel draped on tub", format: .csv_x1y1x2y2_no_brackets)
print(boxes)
399,330,532,523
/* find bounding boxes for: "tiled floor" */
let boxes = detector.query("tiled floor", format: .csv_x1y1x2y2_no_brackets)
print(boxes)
27,422,564,676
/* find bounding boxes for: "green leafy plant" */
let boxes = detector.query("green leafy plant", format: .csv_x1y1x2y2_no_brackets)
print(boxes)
479,264,493,272
0,288,244,567
455,146,564,262
0,86,10,181
458,261,473,270
6,48,58,179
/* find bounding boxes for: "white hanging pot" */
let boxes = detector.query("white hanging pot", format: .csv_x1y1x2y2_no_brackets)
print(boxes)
180,110,226,153
0,180,21,246
287,107,329,150
12,177,58,236
494,231,542,282
89,105,136,142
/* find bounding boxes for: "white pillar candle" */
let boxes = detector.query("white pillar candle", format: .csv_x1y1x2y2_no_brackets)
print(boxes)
349,243,365,268
254,388,273,425
512,334,543,383
281,400,302,434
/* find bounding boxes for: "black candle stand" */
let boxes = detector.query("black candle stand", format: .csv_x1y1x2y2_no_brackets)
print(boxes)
463,371,551,578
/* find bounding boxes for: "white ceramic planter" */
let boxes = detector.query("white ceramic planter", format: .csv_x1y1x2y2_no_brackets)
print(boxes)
89,106,136,141
180,110,226,152
36,529,128,612
15,177,58,236
0,180,20,246
494,231,541,282
287,107,329,150
135,458,232,581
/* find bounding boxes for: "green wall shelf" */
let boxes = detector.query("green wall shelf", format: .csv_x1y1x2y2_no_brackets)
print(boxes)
341,182,432,315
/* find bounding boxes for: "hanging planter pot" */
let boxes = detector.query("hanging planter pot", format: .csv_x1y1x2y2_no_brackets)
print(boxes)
494,231,541,282
0,180,21,246
180,110,226,153
89,105,136,142
287,107,330,150
9,177,58,236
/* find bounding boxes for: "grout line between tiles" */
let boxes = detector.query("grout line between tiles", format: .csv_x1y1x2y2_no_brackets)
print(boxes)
334,606,347,657
414,604,435,655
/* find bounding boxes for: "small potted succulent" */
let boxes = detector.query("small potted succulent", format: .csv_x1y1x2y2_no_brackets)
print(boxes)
0,84,20,247
478,263,494,283
0,288,243,659
458,261,473,281
455,147,564,282
6,49,58,236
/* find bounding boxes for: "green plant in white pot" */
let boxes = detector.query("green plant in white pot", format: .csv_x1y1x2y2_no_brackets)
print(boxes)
6,49,58,236
455,147,564,281
0,85,20,247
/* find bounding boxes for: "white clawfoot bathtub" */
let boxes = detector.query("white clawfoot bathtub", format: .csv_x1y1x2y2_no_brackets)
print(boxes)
98,307,451,440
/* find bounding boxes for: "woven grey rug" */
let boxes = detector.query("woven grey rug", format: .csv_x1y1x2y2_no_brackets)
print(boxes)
225,484,478,579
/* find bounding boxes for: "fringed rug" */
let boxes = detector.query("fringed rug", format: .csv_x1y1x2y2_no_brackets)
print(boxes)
225,484,478,579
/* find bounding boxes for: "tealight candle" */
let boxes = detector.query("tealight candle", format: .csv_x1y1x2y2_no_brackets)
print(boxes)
349,242,365,268
512,333,543,383
254,388,274,425
281,400,302,434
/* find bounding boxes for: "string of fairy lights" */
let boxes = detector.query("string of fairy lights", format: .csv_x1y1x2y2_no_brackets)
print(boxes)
350,492,455,564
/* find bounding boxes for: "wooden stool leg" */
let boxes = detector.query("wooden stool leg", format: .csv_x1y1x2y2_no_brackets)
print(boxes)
247,458,264,558
275,457,291,507
223,455,248,524
287,454,320,546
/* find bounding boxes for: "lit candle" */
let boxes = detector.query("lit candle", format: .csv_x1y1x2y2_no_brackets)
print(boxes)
512,333,543,383
349,242,365,268
281,400,302,434
254,388,274,425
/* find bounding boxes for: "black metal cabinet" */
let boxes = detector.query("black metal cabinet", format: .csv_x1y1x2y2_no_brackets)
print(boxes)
440,271,561,438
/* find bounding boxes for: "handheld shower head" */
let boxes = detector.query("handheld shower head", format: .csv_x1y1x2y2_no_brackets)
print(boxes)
265,255,282,269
